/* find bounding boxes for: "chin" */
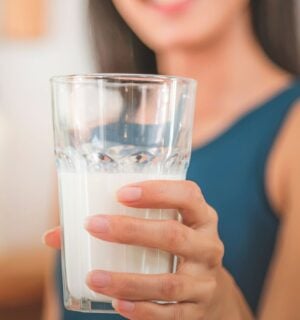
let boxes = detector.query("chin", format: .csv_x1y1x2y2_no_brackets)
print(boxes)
139,29,221,54
112,0,249,53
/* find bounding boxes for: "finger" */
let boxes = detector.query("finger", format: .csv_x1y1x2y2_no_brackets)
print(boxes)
42,227,61,249
85,215,213,259
112,300,205,320
87,271,214,302
117,180,214,227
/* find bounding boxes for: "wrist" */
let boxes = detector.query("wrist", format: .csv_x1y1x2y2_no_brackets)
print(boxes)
207,267,253,320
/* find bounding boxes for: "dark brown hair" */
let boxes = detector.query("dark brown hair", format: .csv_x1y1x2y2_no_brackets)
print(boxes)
89,0,299,75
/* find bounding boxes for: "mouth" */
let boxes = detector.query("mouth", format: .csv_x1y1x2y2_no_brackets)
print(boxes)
147,0,193,14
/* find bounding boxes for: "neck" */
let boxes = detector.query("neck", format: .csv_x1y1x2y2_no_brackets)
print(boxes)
156,11,290,146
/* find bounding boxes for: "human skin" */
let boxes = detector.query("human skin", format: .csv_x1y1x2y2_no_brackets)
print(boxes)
44,0,300,319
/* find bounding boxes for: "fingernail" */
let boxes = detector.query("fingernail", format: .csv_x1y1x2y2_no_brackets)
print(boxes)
112,299,135,312
88,271,111,288
42,228,56,244
84,216,109,233
117,186,142,202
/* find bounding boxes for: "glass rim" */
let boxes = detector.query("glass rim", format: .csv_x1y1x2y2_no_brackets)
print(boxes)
50,73,197,86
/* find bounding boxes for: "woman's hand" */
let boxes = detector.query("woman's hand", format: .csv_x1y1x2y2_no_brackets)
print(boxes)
44,180,230,320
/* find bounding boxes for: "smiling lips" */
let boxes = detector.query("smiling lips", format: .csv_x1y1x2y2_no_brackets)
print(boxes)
148,0,193,14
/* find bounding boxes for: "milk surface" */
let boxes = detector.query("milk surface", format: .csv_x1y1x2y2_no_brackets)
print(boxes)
58,171,182,303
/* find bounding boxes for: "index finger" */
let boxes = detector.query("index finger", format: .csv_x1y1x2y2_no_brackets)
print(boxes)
117,180,215,227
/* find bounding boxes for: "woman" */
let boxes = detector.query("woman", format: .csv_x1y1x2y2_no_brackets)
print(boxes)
44,0,300,319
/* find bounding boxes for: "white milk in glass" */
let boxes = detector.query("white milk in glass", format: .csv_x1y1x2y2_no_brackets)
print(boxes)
58,171,182,303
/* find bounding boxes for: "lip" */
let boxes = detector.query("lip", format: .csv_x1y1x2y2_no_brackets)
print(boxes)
148,0,193,14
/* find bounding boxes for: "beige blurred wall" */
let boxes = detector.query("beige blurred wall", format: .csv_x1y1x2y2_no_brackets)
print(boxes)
0,0,95,253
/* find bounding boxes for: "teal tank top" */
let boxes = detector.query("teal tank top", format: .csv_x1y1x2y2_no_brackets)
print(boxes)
57,80,300,319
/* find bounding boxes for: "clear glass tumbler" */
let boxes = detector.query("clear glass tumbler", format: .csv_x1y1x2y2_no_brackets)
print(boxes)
51,74,197,313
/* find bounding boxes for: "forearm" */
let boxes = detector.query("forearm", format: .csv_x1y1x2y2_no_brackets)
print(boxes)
42,250,60,320
209,267,254,320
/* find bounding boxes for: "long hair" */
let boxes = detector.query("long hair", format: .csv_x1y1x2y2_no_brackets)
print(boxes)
89,0,299,75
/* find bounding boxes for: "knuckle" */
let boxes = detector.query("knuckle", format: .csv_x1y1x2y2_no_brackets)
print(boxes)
196,306,206,320
130,302,149,320
208,206,219,225
207,240,224,267
217,240,225,260
185,181,202,201
165,221,188,252
160,275,183,300
210,278,218,294
171,303,185,320
114,218,137,243
199,236,224,267
110,276,132,298
205,278,218,303
200,307,209,320
215,240,225,261
153,183,168,203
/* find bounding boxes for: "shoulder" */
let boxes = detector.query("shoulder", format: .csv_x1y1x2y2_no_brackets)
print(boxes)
266,99,300,217
260,100,300,319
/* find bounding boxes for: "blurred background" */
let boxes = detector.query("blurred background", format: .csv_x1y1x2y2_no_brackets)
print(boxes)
0,1,300,320
0,0,95,319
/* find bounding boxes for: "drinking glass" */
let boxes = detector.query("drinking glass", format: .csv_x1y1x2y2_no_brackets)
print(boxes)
51,74,197,313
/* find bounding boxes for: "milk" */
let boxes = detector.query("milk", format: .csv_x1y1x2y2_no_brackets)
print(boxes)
58,171,183,303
